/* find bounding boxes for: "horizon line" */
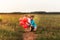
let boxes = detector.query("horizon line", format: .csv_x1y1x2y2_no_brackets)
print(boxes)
0,11,60,13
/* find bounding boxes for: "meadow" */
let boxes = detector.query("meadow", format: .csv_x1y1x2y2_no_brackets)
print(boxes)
0,14,60,40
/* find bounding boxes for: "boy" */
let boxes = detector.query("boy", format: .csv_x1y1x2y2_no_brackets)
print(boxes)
30,15,37,32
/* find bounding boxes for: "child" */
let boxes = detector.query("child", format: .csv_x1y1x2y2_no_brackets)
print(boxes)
30,15,37,32
19,15,29,32
27,15,31,31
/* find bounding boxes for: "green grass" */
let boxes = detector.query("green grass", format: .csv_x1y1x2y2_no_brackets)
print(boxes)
0,14,60,40
0,14,24,40
0,29,23,40
35,14,60,40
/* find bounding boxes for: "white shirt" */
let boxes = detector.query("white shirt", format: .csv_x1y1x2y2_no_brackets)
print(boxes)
27,18,31,24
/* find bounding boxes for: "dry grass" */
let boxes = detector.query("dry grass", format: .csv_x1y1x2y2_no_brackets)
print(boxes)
0,14,60,40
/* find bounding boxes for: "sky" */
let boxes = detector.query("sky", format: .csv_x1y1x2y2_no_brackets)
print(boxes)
0,0,60,12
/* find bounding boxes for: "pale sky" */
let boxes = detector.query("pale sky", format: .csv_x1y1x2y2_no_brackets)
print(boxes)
0,0,60,12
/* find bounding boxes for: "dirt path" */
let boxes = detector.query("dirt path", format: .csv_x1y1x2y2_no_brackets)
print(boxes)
23,32,37,40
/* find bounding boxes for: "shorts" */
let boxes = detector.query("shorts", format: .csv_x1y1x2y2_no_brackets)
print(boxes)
31,27,34,31
31,26,37,31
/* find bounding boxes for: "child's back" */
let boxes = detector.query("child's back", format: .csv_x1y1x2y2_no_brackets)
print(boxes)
30,20,37,28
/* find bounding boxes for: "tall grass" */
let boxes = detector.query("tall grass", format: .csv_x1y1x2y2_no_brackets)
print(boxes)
35,14,60,40
0,14,60,40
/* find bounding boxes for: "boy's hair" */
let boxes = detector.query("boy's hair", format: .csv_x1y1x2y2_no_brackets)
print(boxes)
30,15,34,18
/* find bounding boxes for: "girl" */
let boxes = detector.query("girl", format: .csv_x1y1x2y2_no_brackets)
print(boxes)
19,15,29,32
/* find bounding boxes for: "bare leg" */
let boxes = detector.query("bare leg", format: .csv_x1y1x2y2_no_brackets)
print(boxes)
34,27,37,31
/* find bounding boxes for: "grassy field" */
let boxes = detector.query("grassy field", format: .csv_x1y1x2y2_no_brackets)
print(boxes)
0,14,60,40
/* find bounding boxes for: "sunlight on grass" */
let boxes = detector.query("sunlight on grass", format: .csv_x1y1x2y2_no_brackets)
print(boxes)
0,14,60,40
